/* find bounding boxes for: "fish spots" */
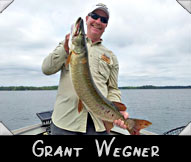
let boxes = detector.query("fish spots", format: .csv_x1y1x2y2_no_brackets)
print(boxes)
97,105,105,111
104,110,110,114
103,109,115,119
94,104,118,121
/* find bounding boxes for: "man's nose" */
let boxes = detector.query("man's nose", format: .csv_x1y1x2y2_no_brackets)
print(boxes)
95,18,102,23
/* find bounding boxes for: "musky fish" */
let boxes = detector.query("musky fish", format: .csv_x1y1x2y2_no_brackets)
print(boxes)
67,17,152,135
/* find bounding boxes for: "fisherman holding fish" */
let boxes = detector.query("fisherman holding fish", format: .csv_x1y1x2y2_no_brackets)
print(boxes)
42,3,149,135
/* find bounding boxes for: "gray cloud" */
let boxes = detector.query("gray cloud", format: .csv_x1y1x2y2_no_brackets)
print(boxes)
0,0,190,86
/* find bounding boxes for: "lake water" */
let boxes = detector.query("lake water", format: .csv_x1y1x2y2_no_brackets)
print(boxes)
0,89,191,134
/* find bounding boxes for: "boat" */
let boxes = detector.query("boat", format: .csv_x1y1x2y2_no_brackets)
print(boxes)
1,110,190,135
0,110,157,135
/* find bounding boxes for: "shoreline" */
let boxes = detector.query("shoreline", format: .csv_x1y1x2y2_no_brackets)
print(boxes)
0,85,191,91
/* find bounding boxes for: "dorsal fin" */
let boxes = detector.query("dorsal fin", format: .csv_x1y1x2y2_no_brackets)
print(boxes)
112,102,127,111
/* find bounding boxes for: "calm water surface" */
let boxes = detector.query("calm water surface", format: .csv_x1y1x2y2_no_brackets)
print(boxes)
0,89,191,134
121,89,191,134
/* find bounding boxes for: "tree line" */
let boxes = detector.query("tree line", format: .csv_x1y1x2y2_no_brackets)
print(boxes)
0,86,58,91
0,85,191,91
119,85,191,89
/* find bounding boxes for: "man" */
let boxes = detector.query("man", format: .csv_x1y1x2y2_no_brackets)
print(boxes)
42,3,128,135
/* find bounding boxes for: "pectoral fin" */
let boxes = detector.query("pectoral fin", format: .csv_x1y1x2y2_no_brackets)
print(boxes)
112,102,127,111
78,99,83,113
65,51,78,68
65,52,72,68
103,121,114,133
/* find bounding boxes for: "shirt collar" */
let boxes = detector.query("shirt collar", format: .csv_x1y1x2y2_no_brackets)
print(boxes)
86,37,102,45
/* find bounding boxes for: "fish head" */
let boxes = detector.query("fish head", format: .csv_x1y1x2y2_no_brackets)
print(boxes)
69,17,86,54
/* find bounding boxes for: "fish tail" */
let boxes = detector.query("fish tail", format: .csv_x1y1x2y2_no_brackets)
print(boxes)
127,119,152,135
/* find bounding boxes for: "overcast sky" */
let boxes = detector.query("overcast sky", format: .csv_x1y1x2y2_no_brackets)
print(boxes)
0,0,190,87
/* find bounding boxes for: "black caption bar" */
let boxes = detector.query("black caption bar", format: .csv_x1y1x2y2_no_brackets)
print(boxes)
0,135,190,161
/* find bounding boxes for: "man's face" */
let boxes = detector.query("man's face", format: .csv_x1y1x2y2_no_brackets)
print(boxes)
86,9,108,42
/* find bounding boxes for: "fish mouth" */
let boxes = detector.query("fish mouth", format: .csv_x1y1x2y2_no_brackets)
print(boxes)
69,17,86,53
74,17,84,36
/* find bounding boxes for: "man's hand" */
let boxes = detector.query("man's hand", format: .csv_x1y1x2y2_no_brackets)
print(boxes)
64,33,70,55
114,111,129,129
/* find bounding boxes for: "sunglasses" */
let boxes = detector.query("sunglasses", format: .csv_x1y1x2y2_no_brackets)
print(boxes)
88,12,108,24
